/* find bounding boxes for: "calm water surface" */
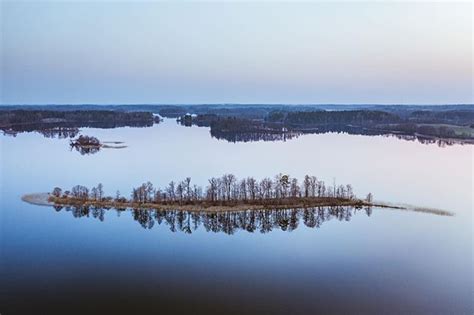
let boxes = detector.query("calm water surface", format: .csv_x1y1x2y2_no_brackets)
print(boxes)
1,119,472,314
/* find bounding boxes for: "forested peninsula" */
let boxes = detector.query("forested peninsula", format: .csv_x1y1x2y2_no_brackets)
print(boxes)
0,109,159,136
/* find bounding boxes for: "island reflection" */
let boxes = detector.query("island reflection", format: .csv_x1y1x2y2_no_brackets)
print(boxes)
52,205,373,234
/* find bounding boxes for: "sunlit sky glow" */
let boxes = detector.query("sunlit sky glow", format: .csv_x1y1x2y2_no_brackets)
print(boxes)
0,1,472,105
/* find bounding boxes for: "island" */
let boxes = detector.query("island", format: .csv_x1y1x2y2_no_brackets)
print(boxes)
70,135,101,148
69,135,127,155
23,173,380,212
21,172,454,234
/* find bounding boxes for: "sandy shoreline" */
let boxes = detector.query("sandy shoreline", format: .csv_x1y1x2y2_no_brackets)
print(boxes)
21,193,453,216
21,193,54,206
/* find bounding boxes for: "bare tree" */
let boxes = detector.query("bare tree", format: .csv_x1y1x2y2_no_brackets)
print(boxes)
222,174,236,201
290,178,300,198
303,175,311,198
71,185,89,200
153,188,162,203
278,174,290,198
193,185,202,201
176,182,184,203
239,178,247,201
346,184,354,199
166,181,176,201
366,193,373,203
231,182,240,200
247,177,257,200
52,187,62,198
260,177,273,199
184,177,192,200
144,182,154,203
207,178,218,202
318,180,326,197
90,187,98,201
273,175,282,199
97,183,104,201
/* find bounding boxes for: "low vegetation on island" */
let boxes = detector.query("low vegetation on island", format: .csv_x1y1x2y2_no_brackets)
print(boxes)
70,135,101,147
69,135,127,155
47,174,375,211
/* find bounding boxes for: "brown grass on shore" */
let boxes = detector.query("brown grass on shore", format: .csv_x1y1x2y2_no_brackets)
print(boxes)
47,195,370,212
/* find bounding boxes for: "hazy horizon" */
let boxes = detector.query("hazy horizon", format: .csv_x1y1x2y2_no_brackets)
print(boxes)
0,103,473,107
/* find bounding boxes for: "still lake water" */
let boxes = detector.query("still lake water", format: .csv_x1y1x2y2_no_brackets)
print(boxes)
1,119,472,314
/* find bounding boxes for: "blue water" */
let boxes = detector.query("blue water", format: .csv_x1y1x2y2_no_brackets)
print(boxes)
1,120,472,314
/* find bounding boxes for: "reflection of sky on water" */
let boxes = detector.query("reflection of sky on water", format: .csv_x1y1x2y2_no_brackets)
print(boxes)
0,119,472,314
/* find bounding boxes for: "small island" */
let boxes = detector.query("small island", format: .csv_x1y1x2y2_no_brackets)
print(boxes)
69,135,102,155
27,174,378,212
70,135,126,155
70,134,101,147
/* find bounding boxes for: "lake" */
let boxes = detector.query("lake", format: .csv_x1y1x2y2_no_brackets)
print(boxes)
0,119,472,314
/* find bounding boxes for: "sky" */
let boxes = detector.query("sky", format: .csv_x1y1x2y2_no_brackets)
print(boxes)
0,1,472,105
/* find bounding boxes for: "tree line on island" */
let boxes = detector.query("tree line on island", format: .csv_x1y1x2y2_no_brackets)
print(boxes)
50,174,373,210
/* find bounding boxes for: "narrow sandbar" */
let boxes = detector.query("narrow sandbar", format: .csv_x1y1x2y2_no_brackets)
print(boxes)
21,193,54,206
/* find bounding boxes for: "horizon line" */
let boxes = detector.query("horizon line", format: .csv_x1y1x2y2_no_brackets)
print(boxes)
1,103,473,107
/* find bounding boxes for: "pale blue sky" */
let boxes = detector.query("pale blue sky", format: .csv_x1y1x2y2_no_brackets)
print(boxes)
0,1,472,104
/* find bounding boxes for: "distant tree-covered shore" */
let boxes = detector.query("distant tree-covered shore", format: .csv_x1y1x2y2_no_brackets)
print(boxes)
0,110,159,136
1,105,473,143
179,109,474,142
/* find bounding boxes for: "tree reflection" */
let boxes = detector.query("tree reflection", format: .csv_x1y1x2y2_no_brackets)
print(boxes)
210,126,466,147
52,205,371,235
211,130,301,143
1,120,153,139
70,143,101,155
39,127,80,139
